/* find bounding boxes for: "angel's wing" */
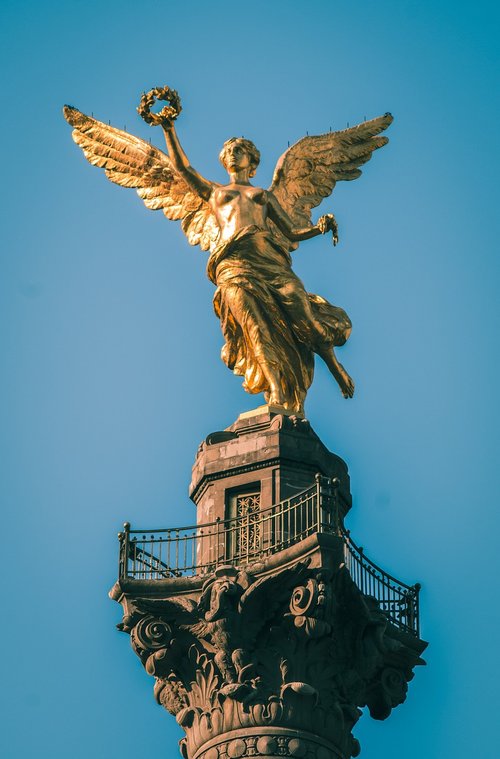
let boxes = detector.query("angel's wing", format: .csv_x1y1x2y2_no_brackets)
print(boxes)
268,113,393,251
63,106,219,251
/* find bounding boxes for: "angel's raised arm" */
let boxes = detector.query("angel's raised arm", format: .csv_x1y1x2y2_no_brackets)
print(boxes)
63,105,220,252
162,122,212,201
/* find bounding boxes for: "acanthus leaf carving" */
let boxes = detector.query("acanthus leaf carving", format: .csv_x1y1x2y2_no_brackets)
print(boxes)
120,561,425,758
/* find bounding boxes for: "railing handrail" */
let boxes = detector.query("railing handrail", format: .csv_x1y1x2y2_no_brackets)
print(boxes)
126,482,318,536
341,527,417,593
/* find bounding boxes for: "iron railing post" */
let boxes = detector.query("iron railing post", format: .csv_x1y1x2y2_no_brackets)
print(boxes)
118,531,125,578
246,508,250,563
216,517,221,568
199,529,204,572
331,477,341,535
315,473,322,533
120,522,130,579
359,546,365,594
414,583,421,637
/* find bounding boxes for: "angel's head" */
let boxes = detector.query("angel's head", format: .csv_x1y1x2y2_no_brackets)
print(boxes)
219,138,260,178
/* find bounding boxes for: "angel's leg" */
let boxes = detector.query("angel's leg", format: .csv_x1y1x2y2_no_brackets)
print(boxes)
318,346,355,399
222,285,287,406
277,279,354,398
279,285,329,346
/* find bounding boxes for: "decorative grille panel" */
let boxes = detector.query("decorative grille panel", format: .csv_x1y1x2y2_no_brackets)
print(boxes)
235,492,261,557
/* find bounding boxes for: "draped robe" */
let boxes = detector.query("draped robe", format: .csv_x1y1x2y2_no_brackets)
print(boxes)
207,226,351,414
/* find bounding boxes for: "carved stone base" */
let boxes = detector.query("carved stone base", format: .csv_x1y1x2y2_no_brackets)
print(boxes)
111,551,425,759
192,727,344,759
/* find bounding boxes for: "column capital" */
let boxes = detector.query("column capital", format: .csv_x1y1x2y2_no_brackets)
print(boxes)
112,558,426,759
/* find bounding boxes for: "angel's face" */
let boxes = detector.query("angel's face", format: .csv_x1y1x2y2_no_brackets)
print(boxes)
224,143,251,172
220,138,260,178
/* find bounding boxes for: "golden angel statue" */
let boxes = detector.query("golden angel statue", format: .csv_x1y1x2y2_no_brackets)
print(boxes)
63,87,393,414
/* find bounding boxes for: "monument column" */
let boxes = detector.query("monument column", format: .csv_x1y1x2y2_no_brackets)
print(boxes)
64,81,426,759
110,409,426,759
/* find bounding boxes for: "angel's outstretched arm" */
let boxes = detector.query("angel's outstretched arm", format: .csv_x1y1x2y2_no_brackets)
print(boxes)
162,122,212,201
267,193,336,243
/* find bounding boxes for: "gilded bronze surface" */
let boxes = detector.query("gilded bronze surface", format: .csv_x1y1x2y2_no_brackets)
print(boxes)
64,87,392,413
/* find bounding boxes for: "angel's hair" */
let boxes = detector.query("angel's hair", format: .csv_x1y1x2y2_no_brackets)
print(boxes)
219,138,260,177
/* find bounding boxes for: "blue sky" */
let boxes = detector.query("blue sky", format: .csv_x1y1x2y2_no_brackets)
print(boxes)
1,1,499,757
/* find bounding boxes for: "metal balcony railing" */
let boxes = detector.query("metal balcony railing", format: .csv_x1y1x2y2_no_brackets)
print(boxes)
342,530,421,637
117,475,421,636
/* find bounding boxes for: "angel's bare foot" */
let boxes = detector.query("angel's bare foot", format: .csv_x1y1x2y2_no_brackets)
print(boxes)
319,348,355,399
335,363,355,398
268,392,285,406
267,379,286,407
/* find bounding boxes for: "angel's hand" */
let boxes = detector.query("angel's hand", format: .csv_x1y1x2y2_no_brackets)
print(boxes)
161,118,175,133
317,214,339,246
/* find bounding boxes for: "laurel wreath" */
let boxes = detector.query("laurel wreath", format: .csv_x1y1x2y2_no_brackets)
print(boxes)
137,86,182,126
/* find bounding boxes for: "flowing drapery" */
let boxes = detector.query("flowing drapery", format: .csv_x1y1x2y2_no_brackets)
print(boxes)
208,226,351,413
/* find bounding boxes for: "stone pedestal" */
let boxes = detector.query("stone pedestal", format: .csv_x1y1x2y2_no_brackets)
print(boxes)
110,408,427,759
190,405,351,536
